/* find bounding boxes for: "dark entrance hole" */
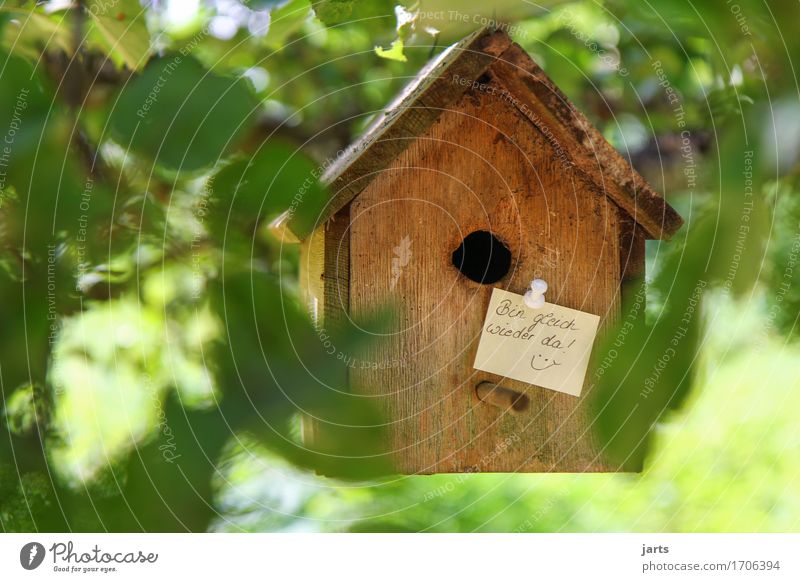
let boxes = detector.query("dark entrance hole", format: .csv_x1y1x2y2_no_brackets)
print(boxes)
451,230,511,284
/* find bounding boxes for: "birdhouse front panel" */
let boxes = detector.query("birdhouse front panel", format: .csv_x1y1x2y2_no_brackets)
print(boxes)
346,73,623,474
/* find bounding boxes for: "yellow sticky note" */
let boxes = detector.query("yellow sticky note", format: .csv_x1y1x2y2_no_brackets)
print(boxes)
473,288,601,397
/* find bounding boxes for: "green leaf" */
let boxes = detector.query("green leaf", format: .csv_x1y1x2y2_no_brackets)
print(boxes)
0,50,89,250
209,139,328,243
2,383,40,436
263,0,311,49
109,55,257,171
765,180,800,337
0,51,51,159
314,0,396,34
0,8,73,61
93,395,233,531
87,0,151,70
590,222,706,468
212,271,393,479
374,38,407,62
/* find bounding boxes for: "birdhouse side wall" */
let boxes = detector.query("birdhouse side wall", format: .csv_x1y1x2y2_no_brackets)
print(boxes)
298,206,352,447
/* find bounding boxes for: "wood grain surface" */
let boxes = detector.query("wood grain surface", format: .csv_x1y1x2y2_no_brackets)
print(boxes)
345,77,625,473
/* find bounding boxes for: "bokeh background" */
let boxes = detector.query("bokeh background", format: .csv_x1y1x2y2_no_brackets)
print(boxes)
1,0,799,532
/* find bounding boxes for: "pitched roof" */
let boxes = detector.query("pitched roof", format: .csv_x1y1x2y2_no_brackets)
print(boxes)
272,27,682,243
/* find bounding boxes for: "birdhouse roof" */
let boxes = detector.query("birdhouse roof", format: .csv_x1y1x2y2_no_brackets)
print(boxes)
272,26,683,243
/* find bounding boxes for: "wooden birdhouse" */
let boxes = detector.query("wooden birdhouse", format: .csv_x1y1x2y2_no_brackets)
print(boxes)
271,27,682,474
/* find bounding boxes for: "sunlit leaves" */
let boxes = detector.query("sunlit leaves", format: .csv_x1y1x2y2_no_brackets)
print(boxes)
49,291,221,484
110,55,257,171
1,2,150,70
374,38,407,62
87,0,152,71
0,8,73,61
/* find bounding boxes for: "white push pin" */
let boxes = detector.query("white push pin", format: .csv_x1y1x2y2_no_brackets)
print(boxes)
523,278,548,309
524,291,545,308
530,278,548,295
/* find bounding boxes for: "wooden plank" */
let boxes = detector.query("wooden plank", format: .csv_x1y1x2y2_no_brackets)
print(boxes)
299,226,325,446
348,78,623,473
298,208,350,449
619,210,646,282
299,225,325,321
322,206,351,332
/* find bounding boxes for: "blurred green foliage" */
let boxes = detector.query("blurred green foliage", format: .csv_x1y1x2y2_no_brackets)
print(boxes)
212,309,800,532
0,0,798,532
110,55,257,171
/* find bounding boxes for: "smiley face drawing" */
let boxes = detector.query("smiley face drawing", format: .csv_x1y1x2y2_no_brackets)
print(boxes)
530,353,561,371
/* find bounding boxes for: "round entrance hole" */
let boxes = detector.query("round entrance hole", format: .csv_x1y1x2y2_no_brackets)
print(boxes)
451,230,511,284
